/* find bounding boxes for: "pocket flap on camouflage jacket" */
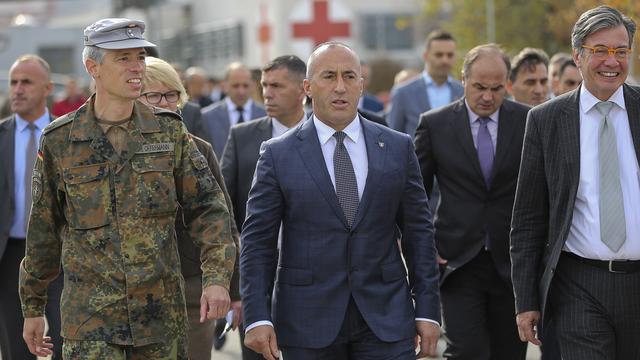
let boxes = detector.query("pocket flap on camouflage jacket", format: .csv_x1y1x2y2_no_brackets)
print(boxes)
131,154,173,173
63,163,109,184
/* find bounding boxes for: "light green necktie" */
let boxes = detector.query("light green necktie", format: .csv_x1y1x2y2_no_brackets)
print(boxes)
596,101,626,252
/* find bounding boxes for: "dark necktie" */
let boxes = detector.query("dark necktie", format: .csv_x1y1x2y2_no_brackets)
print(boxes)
236,106,245,123
595,101,626,252
333,131,359,226
476,117,494,187
476,117,494,250
25,123,37,232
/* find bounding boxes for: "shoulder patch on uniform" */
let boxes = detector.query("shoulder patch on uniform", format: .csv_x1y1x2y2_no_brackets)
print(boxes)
31,168,43,203
42,114,73,135
154,107,183,121
189,149,208,171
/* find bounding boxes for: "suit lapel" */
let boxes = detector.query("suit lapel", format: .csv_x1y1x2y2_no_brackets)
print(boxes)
0,117,16,201
351,118,385,230
561,88,582,196
415,79,431,112
623,84,640,166
259,117,272,141
492,101,518,177
450,100,485,181
295,119,349,228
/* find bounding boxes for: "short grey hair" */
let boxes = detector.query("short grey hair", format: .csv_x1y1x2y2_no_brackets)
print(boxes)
461,43,510,80
12,54,51,81
572,6,636,52
82,46,106,66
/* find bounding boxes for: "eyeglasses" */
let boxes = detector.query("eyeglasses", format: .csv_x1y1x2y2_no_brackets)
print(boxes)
141,90,180,104
581,45,632,60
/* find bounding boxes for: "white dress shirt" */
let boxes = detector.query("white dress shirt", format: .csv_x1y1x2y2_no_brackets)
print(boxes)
225,97,255,126
271,115,305,139
465,101,500,149
564,86,640,260
313,115,367,199
10,111,50,239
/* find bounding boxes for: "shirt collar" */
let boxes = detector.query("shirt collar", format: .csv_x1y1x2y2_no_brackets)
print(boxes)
313,114,362,145
464,99,500,124
226,97,253,112
423,70,452,87
16,109,50,132
580,84,625,115
272,113,306,130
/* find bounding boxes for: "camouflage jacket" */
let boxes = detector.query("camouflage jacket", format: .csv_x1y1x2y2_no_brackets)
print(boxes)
19,98,236,346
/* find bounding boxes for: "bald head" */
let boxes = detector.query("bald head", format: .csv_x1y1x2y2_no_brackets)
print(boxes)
306,42,361,79
224,62,253,107
303,41,363,131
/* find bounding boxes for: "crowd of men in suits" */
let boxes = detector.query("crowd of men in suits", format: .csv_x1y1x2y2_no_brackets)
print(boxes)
1,4,639,360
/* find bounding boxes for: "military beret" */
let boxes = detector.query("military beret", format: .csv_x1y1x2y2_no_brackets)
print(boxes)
84,18,156,49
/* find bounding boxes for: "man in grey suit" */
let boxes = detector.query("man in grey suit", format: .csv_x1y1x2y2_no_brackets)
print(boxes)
221,54,307,360
511,6,640,359
201,62,266,158
0,55,63,360
388,30,463,138
415,44,529,360
241,42,441,360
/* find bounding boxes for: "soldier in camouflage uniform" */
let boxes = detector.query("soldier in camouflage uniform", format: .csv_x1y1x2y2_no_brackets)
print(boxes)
19,18,236,359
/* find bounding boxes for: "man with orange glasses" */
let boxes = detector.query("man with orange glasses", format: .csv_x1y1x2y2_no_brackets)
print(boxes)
512,6,640,359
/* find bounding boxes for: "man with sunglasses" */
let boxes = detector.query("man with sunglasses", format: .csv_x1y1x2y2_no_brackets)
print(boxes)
19,18,236,359
511,6,640,359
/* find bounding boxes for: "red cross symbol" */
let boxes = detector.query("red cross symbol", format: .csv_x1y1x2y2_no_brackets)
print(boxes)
291,0,350,46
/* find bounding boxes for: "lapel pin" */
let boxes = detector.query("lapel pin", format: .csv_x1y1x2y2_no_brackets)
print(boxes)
378,141,385,148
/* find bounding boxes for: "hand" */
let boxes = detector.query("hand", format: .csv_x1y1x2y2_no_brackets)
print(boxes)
230,301,243,329
200,285,231,322
245,325,280,360
415,321,440,358
436,253,448,265
23,317,53,357
516,311,542,346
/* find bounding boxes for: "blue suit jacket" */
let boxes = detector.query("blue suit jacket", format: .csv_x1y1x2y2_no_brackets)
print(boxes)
240,116,440,348
200,100,266,158
388,76,463,138
360,93,384,113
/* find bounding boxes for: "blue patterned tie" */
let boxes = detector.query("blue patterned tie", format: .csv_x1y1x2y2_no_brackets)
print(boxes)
477,117,494,187
596,101,626,252
333,131,359,226
25,123,37,232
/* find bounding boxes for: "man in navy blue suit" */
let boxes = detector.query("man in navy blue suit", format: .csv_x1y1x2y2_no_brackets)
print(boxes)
240,41,441,360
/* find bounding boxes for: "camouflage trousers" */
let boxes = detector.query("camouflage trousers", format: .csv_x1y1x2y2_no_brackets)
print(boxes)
62,338,188,360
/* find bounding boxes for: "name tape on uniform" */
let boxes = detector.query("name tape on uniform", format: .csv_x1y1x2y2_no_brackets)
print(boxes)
137,143,174,154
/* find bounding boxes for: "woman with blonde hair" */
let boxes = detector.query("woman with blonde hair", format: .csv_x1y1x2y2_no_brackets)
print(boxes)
140,56,209,139
140,56,241,360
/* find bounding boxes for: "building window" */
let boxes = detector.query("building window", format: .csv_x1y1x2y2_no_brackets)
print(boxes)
361,14,413,50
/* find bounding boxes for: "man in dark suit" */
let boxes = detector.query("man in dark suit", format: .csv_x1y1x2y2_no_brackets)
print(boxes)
388,30,464,138
415,44,529,360
0,55,63,359
201,62,266,158
180,101,210,140
241,42,441,360
511,6,640,359
221,54,307,360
